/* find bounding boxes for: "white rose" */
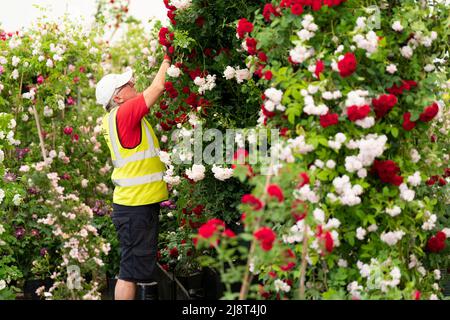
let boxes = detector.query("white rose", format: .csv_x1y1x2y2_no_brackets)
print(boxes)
392,21,404,32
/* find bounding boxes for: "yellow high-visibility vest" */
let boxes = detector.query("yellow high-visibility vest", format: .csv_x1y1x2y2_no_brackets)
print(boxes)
102,107,168,206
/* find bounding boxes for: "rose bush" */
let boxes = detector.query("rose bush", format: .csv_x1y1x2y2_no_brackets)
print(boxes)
155,0,449,300
0,13,118,298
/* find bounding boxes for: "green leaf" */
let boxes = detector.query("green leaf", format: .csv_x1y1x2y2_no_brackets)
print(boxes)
316,170,329,182
391,127,399,138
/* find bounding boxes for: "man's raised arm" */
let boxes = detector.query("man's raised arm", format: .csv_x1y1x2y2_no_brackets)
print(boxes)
143,54,171,109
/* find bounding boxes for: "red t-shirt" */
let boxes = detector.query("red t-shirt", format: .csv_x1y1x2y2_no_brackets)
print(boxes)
116,94,149,149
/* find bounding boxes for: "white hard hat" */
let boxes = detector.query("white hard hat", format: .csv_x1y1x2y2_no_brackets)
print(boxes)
95,69,133,107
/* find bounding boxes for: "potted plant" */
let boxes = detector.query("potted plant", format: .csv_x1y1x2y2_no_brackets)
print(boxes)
23,252,54,300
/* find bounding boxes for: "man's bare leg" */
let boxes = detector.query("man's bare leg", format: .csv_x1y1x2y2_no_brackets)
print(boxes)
115,279,136,300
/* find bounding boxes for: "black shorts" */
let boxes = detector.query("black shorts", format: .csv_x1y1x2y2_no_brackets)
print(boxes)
112,203,160,283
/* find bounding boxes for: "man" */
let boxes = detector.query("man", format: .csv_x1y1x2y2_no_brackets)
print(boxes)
96,54,171,300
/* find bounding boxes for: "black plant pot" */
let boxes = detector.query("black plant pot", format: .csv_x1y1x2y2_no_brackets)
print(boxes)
23,278,53,300
177,271,204,300
201,267,225,300
104,277,118,300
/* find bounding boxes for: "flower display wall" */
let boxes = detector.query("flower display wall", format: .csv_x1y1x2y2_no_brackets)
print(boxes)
155,0,449,300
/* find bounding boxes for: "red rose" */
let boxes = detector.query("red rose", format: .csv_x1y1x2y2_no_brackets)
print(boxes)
264,70,273,80
444,168,450,178
223,229,236,238
267,184,284,203
63,127,73,135
372,94,397,118
426,176,438,186
245,38,258,55
185,93,199,107
338,53,357,78
241,194,264,211
182,86,191,94
192,205,204,216
195,16,205,27
169,247,178,258
159,27,171,47
237,18,254,39
427,232,446,253
291,4,304,15
324,232,334,253
297,172,310,188
233,148,249,163
167,11,176,25
198,218,225,239
37,75,44,84
258,52,268,63
347,105,371,121
263,3,280,22
372,160,403,186
261,104,276,118
312,0,322,11
387,80,418,96
402,112,416,131
419,102,439,122
436,231,447,242
320,113,339,128
315,60,325,78
160,101,169,110
280,262,296,271
254,227,276,251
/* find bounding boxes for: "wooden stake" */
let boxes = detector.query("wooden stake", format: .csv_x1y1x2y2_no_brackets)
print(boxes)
32,104,48,162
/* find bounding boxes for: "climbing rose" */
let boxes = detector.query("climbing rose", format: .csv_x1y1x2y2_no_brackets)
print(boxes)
237,18,254,39
264,70,273,80
198,218,225,239
347,105,371,121
263,3,280,22
372,94,398,118
297,172,310,188
254,227,276,251
419,102,439,122
337,53,357,78
315,59,325,78
246,38,258,55
372,160,403,186
324,232,334,253
320,113,339,128
258,51,268,63
222,229,236,238
291,4,304,15
63,127,73,135
169,247,179,258
267,184,284,202
427,231,447,253
402,112,416,131
387,80,418,96
241,194,264,210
